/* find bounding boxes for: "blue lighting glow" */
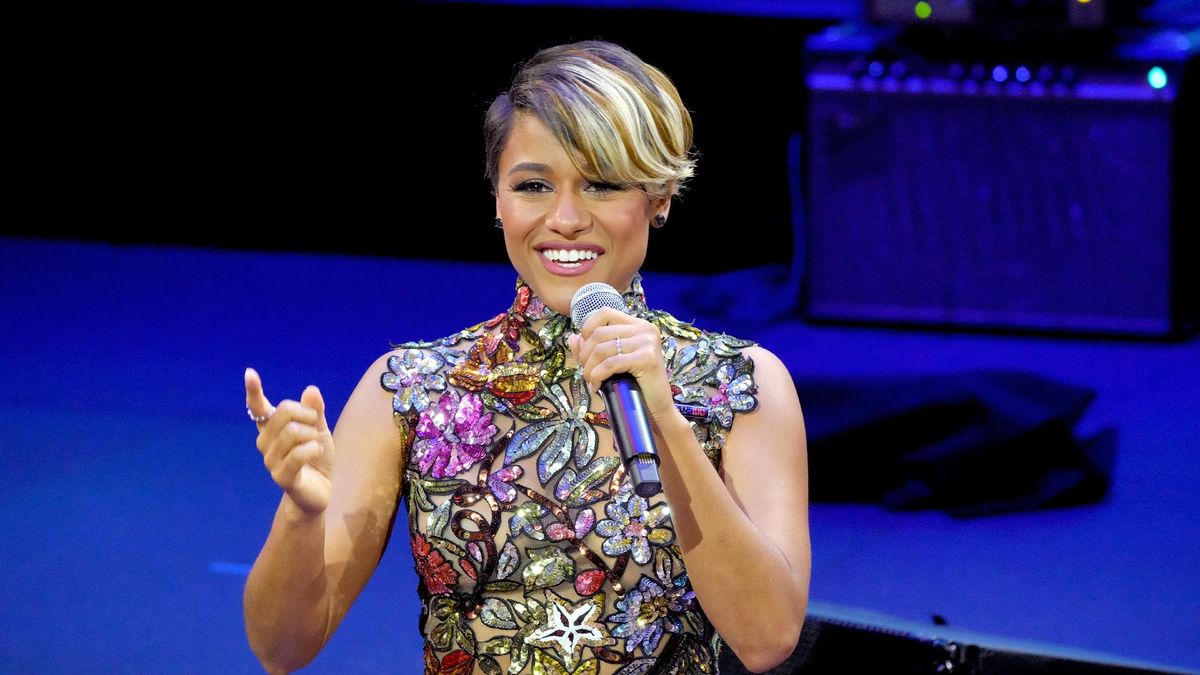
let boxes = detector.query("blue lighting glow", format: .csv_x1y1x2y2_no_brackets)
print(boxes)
1016,66,1031,83
1147,67,1168,89
992,65,1009,83
209,562,252,576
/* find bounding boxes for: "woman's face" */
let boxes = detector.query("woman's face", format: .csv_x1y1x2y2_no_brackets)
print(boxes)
495,112,668,316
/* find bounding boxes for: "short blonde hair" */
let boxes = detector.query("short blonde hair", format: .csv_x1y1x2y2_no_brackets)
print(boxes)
484,41,695,200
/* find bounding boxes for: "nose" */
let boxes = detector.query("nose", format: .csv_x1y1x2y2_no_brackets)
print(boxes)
546,190,590,236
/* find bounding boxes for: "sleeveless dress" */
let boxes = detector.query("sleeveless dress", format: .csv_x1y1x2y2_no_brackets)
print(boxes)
380,275,760,675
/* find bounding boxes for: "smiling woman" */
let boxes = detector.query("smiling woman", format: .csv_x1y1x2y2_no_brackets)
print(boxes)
243,40,810,675
496,112,659,314
484,41,696,314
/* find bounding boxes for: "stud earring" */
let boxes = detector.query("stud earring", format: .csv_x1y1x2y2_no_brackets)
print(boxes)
651,214,667,229
495,217,504,229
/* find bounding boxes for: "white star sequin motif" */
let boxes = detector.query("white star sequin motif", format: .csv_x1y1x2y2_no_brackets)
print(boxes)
524,593,614,670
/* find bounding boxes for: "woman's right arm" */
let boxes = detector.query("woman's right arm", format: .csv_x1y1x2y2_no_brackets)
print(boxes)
242,352,407,673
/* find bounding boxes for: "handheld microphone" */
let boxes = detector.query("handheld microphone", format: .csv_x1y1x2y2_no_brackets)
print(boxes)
571,282,662,498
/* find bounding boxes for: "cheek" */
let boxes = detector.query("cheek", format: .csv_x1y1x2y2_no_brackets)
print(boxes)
502,228,532,273
628,230,648,267
498,198,534,241
614,225,650,275
620,209,651,247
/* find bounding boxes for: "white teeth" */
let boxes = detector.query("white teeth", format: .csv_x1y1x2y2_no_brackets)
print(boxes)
541,249,598,262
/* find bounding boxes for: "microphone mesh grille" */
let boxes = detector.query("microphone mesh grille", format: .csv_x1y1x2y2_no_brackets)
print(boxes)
570,282,627,329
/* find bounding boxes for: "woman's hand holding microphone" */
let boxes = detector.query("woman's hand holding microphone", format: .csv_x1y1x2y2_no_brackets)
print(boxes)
245,367,335,517
568,307,681,433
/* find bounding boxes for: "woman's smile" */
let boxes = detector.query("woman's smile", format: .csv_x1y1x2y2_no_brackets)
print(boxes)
535,241,605,275
496,111,663,314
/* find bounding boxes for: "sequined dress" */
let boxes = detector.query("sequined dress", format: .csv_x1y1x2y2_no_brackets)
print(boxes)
380,276,759,675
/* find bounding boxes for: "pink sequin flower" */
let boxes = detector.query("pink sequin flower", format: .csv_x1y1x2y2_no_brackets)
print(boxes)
413,390,497,478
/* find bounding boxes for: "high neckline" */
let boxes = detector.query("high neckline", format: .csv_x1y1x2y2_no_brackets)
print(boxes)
509,274,650,326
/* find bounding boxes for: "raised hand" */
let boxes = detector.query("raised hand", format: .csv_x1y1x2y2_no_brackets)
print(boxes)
245,367,335,516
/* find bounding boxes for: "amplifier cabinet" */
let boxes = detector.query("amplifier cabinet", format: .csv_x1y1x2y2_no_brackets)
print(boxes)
802,27,1197,337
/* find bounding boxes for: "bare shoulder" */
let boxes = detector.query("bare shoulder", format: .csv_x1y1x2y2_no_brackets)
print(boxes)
722,344,808,490
326,349,411,518
336,349,408,446
741,345,804,413
741,345,790,383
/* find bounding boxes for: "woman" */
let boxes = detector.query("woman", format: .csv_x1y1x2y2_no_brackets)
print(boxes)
244,41,810,674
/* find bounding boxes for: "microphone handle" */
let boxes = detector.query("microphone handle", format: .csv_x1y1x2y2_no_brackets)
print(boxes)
600,374,662,498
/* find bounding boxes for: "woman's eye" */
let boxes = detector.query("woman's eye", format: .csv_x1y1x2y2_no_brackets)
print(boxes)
587,182,625,192
513,181,550,193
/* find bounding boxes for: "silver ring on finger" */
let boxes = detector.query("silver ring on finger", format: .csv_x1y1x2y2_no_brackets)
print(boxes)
248,405,275,425
615,335,623,356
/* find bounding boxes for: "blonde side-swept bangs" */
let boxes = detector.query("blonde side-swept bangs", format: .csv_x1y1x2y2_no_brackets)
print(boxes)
485,41,695,200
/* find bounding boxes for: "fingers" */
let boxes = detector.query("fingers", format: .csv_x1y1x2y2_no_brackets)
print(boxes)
584,335,653,385
300,385,330,433
576,307,635,341
272,439,324,490
571,316,679,425
261,417,321,466
247,376,322,470
245,369,322,431
575,323,652,362
244,367,275,421
245,369,331,506
571,320,661,393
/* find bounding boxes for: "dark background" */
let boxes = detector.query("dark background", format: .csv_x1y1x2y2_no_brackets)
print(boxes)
8,3,844,271
10,2,1195,270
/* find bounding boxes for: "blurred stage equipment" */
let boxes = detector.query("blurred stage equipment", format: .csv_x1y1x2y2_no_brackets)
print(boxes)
867,0,1148,30
800,11,1198,338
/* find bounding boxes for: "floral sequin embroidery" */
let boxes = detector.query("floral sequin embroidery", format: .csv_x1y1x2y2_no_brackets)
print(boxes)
595,494,674,565
387,276,758,674
413,389,498,479
607,550,695,656
412,532,459,596
708,362,757,430
383,349,449,414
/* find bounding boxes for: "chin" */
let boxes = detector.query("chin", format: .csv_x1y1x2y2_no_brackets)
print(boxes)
538,284,577,316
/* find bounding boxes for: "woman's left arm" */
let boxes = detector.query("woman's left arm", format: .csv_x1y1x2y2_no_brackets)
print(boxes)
656,344,809,672
573,311,810,673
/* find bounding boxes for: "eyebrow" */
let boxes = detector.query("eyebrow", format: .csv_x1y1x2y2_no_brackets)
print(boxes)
508,162,551,176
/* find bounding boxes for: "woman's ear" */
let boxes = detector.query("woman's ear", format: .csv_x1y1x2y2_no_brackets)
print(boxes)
652,186,673,224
